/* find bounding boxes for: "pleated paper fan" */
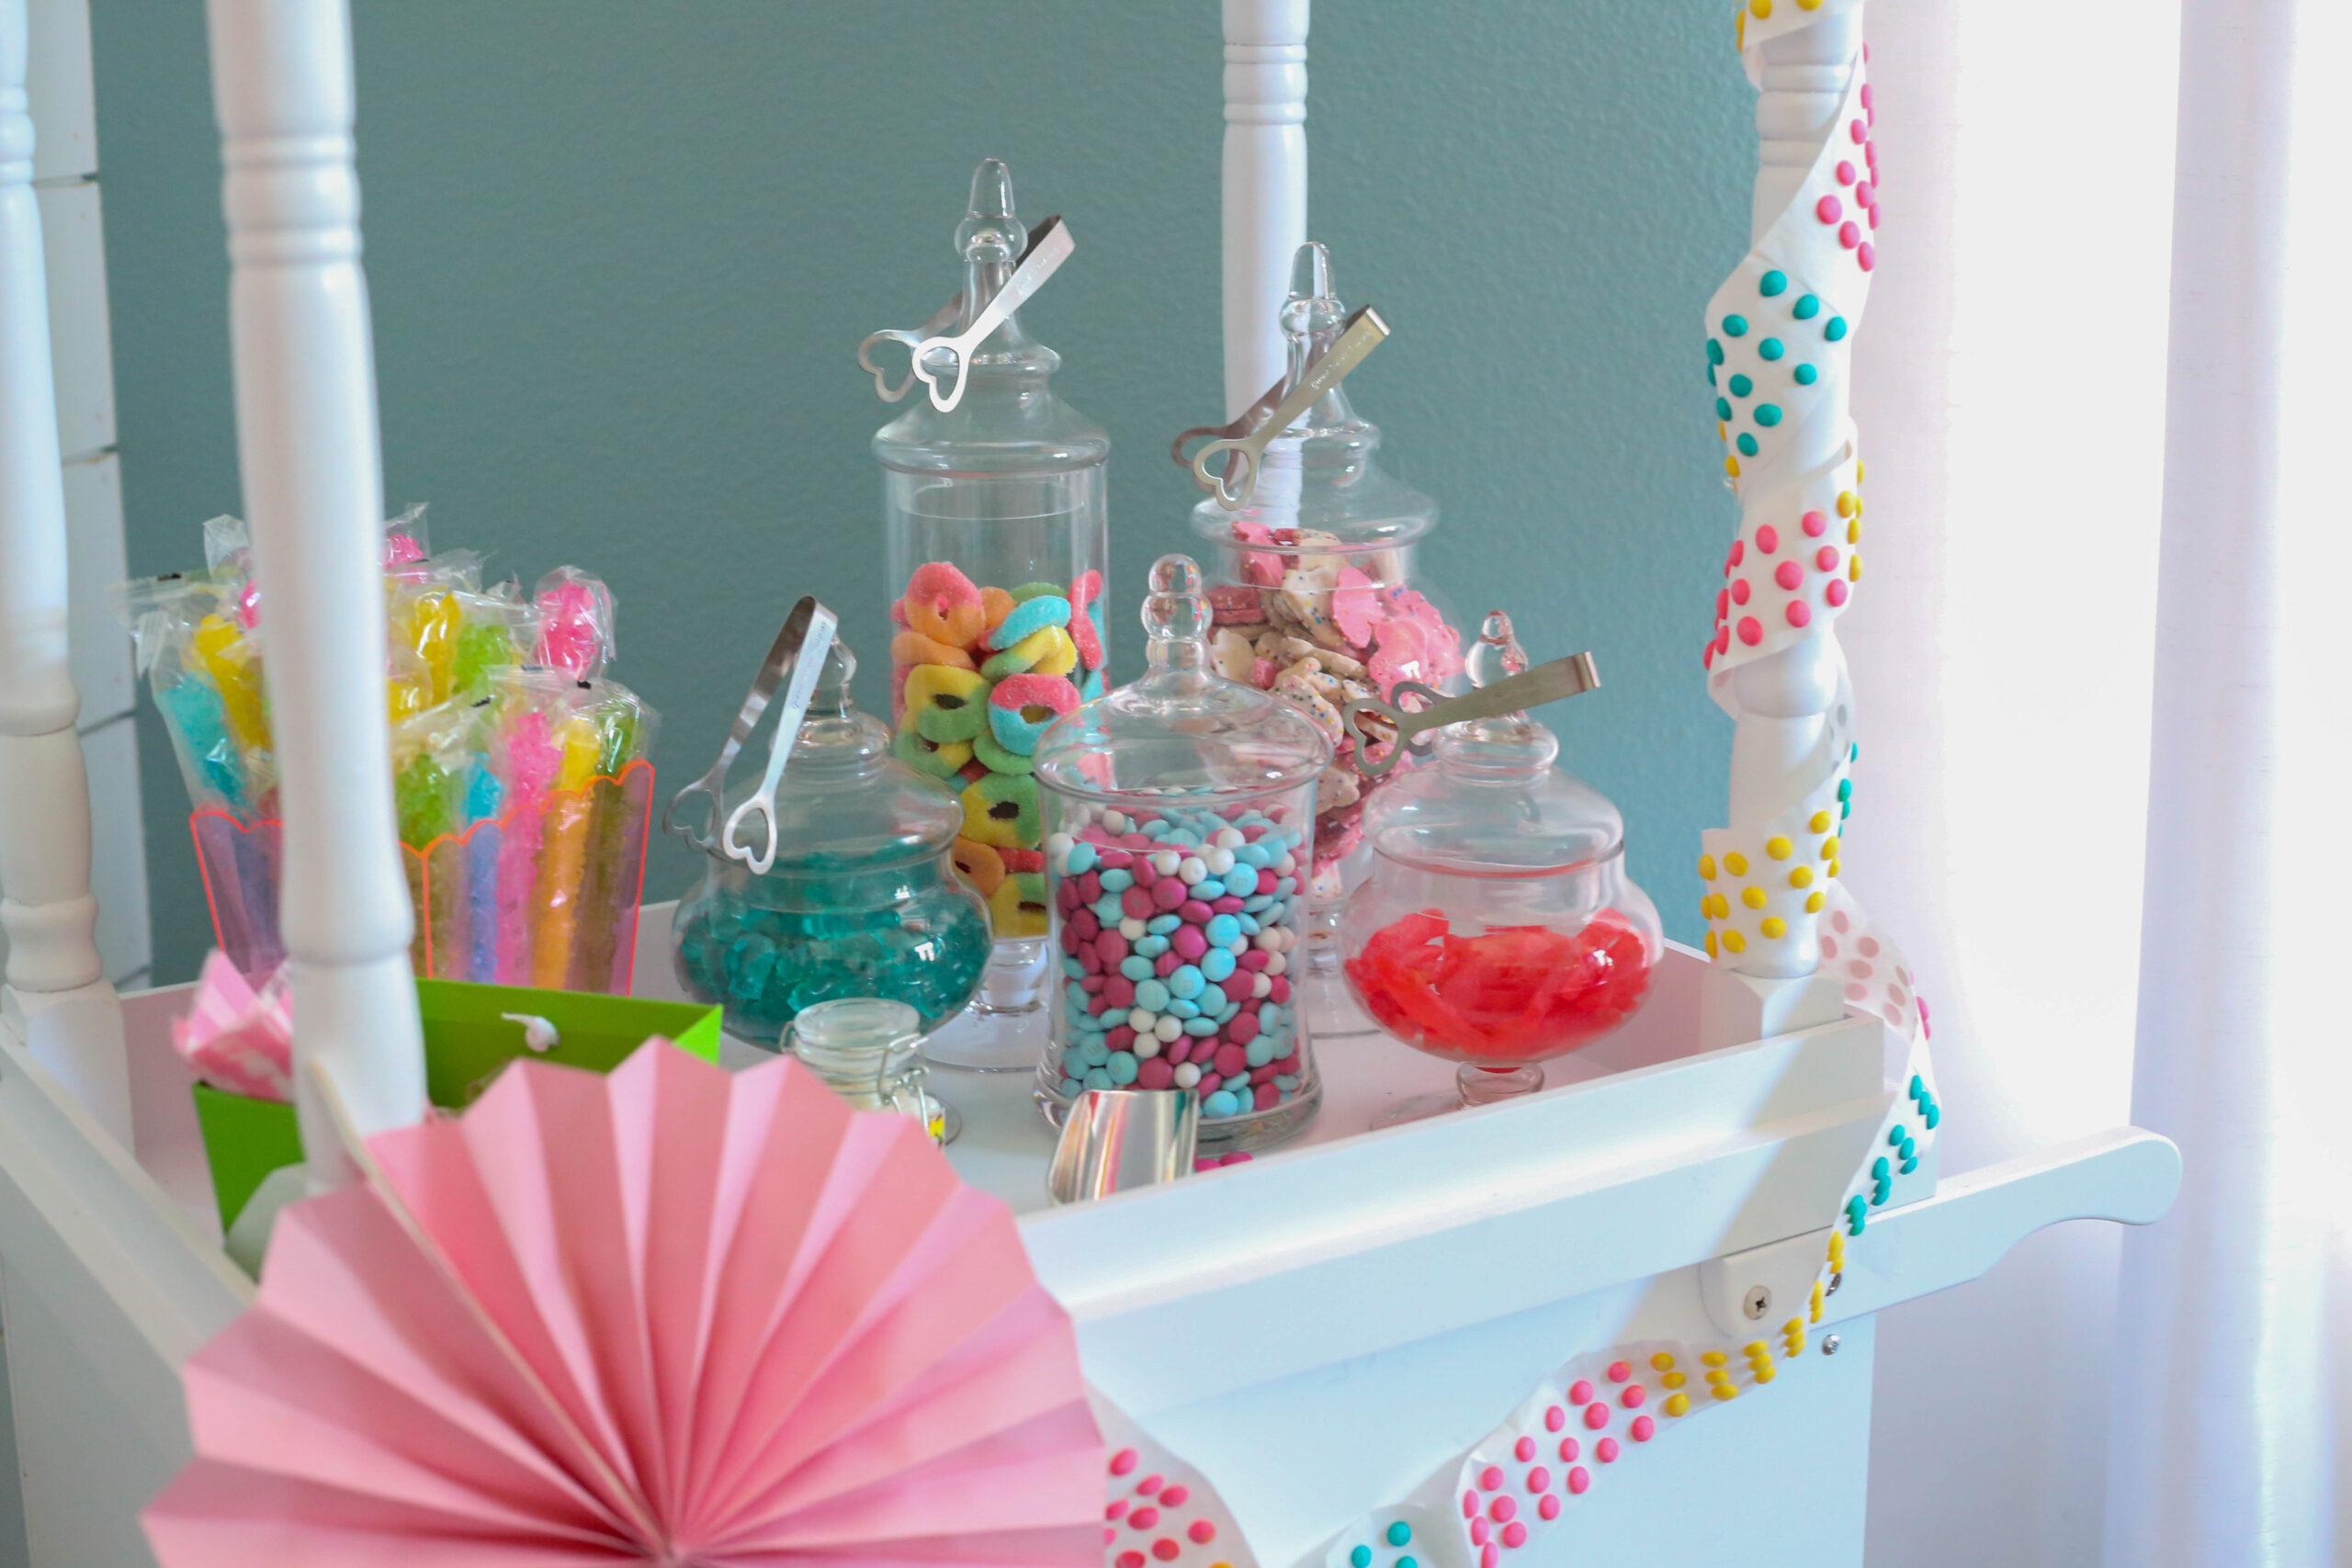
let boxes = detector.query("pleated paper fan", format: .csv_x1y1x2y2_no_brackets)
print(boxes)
144,1043,1105,1567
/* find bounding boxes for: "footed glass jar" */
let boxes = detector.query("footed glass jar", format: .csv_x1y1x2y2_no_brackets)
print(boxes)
875,156,1111,1067
670,641,990,1047
1188,243,1461,966
1034,556,1332,1154
1338,614,1662,1125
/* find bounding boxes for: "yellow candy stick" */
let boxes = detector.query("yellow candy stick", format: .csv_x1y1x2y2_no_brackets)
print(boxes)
193,614,269,752
531,714,601,987
405,590,462,705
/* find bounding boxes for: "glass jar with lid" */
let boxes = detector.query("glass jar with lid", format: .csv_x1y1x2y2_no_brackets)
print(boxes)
787,998,956,1145
1187,242,1462,965
669,637,991,1048
873,157,1111,1066
1034,555,1332,1154
1338,613,1661,1123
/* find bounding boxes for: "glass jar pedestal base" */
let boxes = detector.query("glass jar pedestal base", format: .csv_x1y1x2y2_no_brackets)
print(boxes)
923,937,1051,1071
1373,1062,1546,1129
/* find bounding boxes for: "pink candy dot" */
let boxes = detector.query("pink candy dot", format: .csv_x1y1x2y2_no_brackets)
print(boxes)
1480,1464,1504,1491
1883,1002,1907,1025
1851,118,1868,143
1622,1384,1646,1408
1860,83,1875,110
1786,601,1813,628
1490,1496,1517,1524
1482,1543,1499,1568
1463,1490,1477,1518
1189,1520,1216,1545
1159,1484,1189,1507
1816,194,1843,224
1528,1465,1551,1492
1730,579,1751,606
1826,579,1850,607
1583,1403,1610,1430
1558,1437,1579,1462
1117,1551,1144,1568
1633,1416,1656,1441
1544,1404,1566,1432
1567,1380,1594,1404
1729,539,1746,567
1606,1360,1632,1383
1845,982,1869,1002
1756,525,1780,555
1471,1517,1489,1547
1539,1495,1562,1521
1111,1449,1138,1476
1108,1500,1128,1520
1129,1506,1159,1530
1597,1438,1620,1463
1832,910,1851,932
1774,560,1803,591
1514,1436,1535,1461
1737,615,1763,646
1859,935,1881,958
1567,1466,1590,1495
1816,546,1839,571
1137,1475,1163,1497
1152,1540,1181,1562
1715,627,1732,656
1822,935,1840,958
1839,221,1861,249
1502,1523,1528,1549
1837,159,1856,185
1802,509,1828,536
1859,243,1876,271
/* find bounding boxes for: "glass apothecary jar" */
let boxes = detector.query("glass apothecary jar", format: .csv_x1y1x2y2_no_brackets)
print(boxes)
787,998,956,1145
1187,243,1461,958
873,157,1111,1066
670,641,991,1047
1338,614,1662,1123
1034,556,1332,1154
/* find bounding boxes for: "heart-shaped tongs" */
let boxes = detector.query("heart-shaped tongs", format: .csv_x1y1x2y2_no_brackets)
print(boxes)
662,597,838,874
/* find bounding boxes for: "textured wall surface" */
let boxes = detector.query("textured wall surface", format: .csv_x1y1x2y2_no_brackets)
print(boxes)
89,0,1749,982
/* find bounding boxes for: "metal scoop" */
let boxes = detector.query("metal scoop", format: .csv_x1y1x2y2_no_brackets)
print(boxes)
1048,1089,1201,1204
1188,304,1389,510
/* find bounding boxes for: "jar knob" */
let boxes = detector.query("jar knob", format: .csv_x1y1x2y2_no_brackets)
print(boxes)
1142,554,1213,674
1467,610,1530,691
955,157,1025,265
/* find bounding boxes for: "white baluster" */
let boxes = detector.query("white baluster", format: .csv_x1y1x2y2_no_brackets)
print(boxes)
207,0,424,1181
0,0,130,1143
1222,0,1308,420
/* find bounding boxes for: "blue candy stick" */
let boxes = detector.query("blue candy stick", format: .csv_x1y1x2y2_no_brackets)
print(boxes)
464,763,504,982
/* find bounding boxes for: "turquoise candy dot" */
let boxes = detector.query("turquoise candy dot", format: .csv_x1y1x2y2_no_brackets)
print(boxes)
1842,800,1852,819
1901,1156,1919,1175
1728,373,1753,398
1107,1052,1139,1086
1399,1559,1419,1568
1925,1101,1941,1129
1715,397,1733,421
1707,338,1725,365
1758,337,1784,361
1759,269,1788,297
1084,1066,1114,1090
1352,1548,1373,1568
1204,1089,1240,1118
1707,366,1718,387
1826,315,1849,342
1873,1156,1891,1181
1134,978,1170,1012
1206,913,1241,946
1226,864,1260,897
1851,741,1860,761
1794,363,1819,386
1838,778,1853,800
1202,947,1237,982
1134,934,1170,958
1183,1016,1219,1035
1119,955,1153,981
1890,1126,1907,1146
1722,313,1748,337
1146,912,1181,934
1169,964,1204,998
1387,1522,1413,1547
1066,841,1097,874
1755,404,1782,426
1100,868,1134,892
1910,1074,1925,1099
1793,293,1822,321
1736,434,1759,457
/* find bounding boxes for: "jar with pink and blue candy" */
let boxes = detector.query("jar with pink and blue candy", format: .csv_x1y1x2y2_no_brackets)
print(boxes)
1033,555,1332,1153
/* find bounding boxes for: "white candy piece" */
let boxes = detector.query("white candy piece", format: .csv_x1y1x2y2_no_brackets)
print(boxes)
1174,1062,1202,1088
1252,928,1281,951
1178,856,1207,885
1214,827,1245,849
1251,972,1272,998
1267,953,1288,976
1153,1015,1184,1043
1132,1034,1162,1060
1128,1008,1159,1033
1104,810,1130,833
1120,918,1147,940
1046,831,1074,863
1205,847,1236,874
1151,850,1182,876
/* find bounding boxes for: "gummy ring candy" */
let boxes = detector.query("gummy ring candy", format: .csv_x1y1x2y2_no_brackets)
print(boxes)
956,757,989,786
902,561,985,648
890,628,976,671
1001,847,1045,873
980,585,1016,637
987,672,1080,756
1069,604,1104,671
984,592,1071,652
891,721,970,779
1009,581,1064,604
972,730,1035,775
903,665,992,743
951,835,1005,897
960,772,1038,849
981,625,1077,680
989,870,1049,938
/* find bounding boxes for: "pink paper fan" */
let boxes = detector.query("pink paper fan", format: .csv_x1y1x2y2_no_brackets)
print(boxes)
144,1044,1105,1567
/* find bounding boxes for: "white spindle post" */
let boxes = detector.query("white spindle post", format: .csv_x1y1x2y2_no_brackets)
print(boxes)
0,0,130,1144
207,0,424,1181
1221,0,1308,420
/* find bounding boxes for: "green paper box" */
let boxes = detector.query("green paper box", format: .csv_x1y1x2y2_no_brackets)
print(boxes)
191,978,722,1233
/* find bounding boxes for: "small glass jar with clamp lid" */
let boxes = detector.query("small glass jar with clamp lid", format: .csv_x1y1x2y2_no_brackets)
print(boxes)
1033,555,1332,1154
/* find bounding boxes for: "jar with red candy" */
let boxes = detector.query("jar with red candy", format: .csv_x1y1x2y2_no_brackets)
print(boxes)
1338,613,1660,1125
1186,243,1461,975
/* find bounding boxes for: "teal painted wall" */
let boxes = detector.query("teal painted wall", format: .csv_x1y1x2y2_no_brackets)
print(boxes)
91,1,1747,984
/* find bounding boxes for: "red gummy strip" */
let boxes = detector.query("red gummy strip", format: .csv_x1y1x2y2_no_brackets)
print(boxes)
1345,908,1652,1062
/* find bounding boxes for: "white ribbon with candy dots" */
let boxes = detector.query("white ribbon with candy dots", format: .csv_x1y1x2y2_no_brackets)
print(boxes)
171,951,295,1103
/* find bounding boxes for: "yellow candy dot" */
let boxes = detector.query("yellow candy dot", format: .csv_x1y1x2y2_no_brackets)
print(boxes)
1666,1393,1691,1416
1857,459,1867,481
1811,1280,1826,1321
1800,0,1823,8
1766,835,1793,860
1821,836,1841,859
1836,491,1857,517
1785,1317,1807,1336
1702,1351,1728,1368
1662,1371,1687,1389
1699,853,1718,881
1726,456,1742,478
1713,1383,1740,1401
1718,421,1728,441
1761,917,1788,939
1790,865,1814,888
1724,852,1749,875
1652,1352,1678,1371
1705,1370,1731,1386
1724,931,1747,953
1707,893,1730,919
1810,809,1833,833
1741,886,1767,909
1805,891,1827,912
1749,0,1771,16
1828,858,1841,878
1705,931,1720,958
1754,1366,1777,1384
1850,555,1864,581
1744,1342,1769,1357
1848,520,1861,544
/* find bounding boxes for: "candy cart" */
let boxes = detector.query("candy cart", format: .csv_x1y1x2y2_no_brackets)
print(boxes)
0,0,2177,1564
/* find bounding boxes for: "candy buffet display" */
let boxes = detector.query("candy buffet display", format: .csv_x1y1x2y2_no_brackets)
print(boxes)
865,157,1110,1066
668,613,991,1045
1180,243,1463,961
1034,555,1331,1153
1338,614,1660,1122
119,509,659,992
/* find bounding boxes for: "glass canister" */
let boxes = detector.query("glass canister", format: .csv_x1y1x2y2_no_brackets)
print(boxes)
1337,614,1663,1123
1033,555,1333,1154
787,998,956,1145
873,156,1111,1066
1186,242,1462,965
670,637,992,1047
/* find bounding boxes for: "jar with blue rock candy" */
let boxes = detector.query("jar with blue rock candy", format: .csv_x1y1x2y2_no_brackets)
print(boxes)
1033,555,1331,1153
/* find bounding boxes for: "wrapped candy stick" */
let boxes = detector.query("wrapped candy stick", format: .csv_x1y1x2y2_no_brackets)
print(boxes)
530,710,601,987
192,612,269,755
494,707,560,985
462,752,503,983
571,680,658,989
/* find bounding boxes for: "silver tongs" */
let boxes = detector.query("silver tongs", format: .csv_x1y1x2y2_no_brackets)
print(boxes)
856,216,1073,414
662,597,838,874
1342,652,1601,778
1176,304,1389,511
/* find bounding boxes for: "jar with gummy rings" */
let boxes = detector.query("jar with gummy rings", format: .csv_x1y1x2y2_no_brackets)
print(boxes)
872,157,1110,1069
1035,555,1332,1154
1337,612,1662,1126
1186,242,1461,976
669,635,991,1049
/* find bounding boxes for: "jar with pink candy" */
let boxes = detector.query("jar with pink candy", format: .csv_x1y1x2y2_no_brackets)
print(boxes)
1033,555,1332,1154
1184,243,1461,973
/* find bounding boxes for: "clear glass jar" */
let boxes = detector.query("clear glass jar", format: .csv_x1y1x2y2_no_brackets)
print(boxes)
875,157,1111,1066
1034,555,1333,1154
787,998,956,1145
1337,614,1662,1123
670,640,991,1047
1188,243,1462,967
